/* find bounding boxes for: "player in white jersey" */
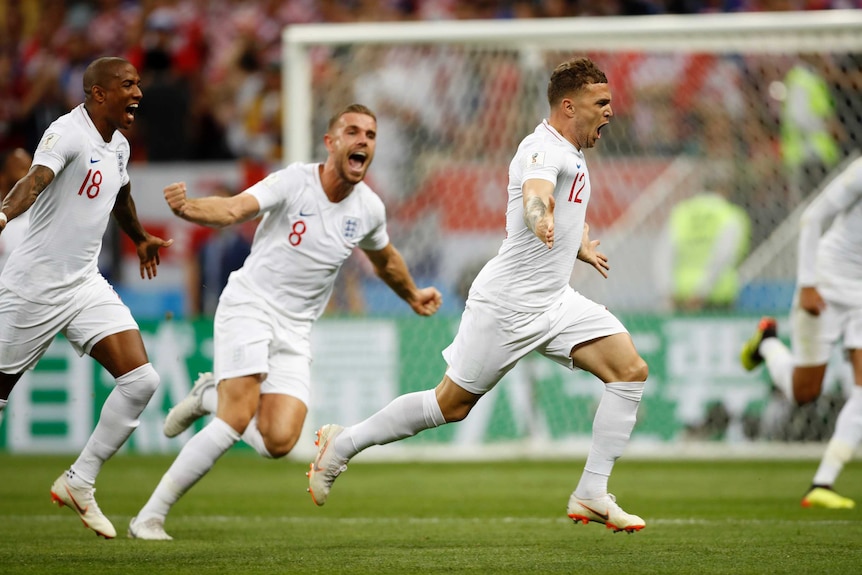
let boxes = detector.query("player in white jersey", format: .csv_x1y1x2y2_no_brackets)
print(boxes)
0,57,173,539
128,104,442,541
307,57,649,533
0,148,32,272
741,156,862,510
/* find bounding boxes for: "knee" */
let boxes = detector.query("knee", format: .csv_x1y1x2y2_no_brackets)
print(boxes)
441,405,469,423
262,433,300,459
117,363,160,399
439,399,476,423
618,357,648,383
257,422,302,458
793,384,820,406
792,372,823,406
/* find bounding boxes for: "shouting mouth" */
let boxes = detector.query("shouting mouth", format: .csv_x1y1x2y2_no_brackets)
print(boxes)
125,103,139,123
348,150,368,172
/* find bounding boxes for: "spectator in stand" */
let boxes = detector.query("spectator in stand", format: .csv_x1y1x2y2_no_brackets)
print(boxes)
136,13,193,162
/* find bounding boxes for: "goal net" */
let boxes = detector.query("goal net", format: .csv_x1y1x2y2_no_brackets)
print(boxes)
282,11,862,459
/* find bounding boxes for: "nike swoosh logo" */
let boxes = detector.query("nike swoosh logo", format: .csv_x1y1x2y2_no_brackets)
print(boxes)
312,438,333,473
90,157,100,164
578,503,609,521
299,210,314,217
64,487,89,515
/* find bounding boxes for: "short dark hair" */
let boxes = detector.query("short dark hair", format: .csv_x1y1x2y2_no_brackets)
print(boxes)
547,57,608,106
328,103,376,131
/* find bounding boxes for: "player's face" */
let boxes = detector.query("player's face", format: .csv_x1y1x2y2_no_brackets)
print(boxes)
570,82,612,150
105,63,143,131
328,112,376,185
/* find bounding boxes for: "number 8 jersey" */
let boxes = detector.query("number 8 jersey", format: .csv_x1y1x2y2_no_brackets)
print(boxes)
0,104,131,305
222,162,390,323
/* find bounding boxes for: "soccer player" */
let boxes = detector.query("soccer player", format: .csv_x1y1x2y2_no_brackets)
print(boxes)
0,57,173,538
0,147,32,271
741,156,862,510
308,57,649,533
128,103,442,541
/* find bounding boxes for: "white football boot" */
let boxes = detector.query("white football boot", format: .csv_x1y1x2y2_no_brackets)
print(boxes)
128,516,173,541
307,424,348,506
50,472,117,539
567,492,645,533
163,372,215,438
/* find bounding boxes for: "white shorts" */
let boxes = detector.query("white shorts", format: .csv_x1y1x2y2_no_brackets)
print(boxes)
791,296,862,366
442,288,626,395
212,286,312,406
0,274,138,373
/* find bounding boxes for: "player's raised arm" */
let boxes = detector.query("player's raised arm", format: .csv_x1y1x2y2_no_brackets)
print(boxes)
522,178,555,249
363,243,442,316
0,165,54,232
163,181,261,228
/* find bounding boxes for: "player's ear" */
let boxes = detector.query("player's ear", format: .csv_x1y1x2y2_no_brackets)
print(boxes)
91,84,107,103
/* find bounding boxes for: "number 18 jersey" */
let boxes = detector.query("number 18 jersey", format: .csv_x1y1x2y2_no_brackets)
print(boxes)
1,104,131,304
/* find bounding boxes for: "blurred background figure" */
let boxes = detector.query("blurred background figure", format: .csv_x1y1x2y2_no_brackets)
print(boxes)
657,174,751,313
0,147,32,271
780,54,842,204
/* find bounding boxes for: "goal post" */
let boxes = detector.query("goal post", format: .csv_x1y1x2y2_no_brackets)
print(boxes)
282,12,862,458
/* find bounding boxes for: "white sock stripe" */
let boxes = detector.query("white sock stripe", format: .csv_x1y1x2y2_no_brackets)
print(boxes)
211,417,242,443
422,389,446,427
604,381,645,402
115,362,156,384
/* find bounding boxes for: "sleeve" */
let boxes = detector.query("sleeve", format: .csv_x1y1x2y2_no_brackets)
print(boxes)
358,191,390,251
32,122,79,177
797,158,862,286
245,166,299,214
521,146,563,186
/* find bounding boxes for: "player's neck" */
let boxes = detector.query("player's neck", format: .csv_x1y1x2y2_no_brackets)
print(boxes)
319,163,353,203
547,115,580,151
83,104,114,143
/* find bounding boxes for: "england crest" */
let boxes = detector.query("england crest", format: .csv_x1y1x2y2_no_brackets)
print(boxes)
342,216,360,240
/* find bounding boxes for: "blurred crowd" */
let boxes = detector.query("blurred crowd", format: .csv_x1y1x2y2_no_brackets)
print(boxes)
2,0,862,319
1,0,860,167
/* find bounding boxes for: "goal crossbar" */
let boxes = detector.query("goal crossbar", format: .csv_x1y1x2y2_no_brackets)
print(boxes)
282,10,862,163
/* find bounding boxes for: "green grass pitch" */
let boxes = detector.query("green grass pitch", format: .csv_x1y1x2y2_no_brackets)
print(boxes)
1,453,860,574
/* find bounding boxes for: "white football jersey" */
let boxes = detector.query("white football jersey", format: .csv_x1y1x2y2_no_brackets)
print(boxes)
0,104,130,304
224,162,389,321
797,156,862,307
471,120,590,312
0,212,29,272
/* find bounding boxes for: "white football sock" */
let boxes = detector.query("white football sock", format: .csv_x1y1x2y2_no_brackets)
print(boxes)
760,338,794,400
70,363,160,486
575,381,644,500
137,417,240,521
812,385,862,487
241,416,274,458
200,382,218,414
335,389,446,461
0,398,6,428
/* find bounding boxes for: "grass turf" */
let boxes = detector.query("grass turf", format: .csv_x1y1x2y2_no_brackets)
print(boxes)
0,453,860,574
